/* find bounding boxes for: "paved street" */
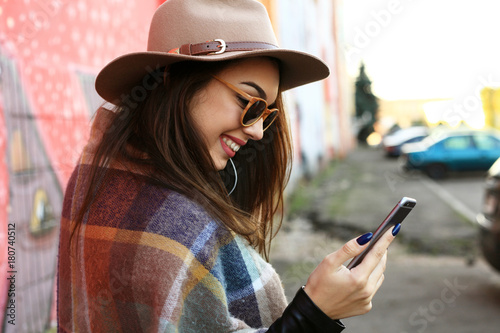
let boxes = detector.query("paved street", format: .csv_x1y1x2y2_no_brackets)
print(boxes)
270,146,500,333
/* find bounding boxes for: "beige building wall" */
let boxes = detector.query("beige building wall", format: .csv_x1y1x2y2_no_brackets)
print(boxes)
377,98,445,133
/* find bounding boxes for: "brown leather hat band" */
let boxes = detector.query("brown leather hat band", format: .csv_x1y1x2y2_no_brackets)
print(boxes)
168,39,278,56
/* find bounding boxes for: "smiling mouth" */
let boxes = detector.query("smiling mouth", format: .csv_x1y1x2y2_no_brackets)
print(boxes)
222,137,241,152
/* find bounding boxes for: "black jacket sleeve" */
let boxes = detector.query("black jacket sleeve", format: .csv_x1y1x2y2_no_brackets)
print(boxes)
267,287,345,332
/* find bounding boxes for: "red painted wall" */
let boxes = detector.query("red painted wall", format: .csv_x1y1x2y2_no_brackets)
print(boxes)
0,0,164,330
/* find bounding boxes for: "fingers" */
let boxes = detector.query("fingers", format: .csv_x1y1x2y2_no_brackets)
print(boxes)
357,225,398,272
331,232,373,267
368,251,387,293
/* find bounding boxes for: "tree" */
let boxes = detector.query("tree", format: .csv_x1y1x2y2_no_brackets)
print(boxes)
355,63,378,144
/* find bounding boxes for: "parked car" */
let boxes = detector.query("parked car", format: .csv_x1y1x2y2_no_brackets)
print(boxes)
382,126,429,157
476,158,500,272
400,128,500,179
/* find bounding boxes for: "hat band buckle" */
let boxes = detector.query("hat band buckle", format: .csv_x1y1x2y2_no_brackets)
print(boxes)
168,40,278,56
211,39,226,54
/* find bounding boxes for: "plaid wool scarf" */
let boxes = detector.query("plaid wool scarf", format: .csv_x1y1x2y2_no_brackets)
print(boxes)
57,108,288,332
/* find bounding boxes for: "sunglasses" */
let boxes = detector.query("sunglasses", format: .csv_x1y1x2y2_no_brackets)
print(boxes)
212,75,279,131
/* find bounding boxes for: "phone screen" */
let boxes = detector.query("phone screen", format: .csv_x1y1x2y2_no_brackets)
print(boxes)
346,197,416,269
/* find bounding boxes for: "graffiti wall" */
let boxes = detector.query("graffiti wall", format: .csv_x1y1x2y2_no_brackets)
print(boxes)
0,0,163,331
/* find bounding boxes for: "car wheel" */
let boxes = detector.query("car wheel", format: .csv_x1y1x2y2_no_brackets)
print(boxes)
425,163,447,179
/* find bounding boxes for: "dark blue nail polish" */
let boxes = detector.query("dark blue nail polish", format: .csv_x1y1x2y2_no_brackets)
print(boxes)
392,223,402,236
357,232,373,245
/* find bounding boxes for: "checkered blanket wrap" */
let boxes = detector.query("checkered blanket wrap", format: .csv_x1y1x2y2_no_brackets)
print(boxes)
57,108,288,332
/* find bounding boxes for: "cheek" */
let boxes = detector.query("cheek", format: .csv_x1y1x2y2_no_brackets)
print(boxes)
190,90,242,137
190,97,216,134
190,88,218,123
196,107,241,137
190,105,225,145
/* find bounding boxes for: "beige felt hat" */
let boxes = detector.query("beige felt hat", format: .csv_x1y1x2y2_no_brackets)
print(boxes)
95,0,330,103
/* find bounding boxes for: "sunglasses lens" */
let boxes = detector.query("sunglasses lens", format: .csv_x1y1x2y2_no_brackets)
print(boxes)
242,100,267,125
263,111,278,129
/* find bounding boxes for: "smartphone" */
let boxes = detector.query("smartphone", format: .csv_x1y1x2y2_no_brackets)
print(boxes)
346,197,417,269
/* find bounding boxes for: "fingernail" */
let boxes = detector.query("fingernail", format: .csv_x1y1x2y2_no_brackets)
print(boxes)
392,223,402,236
356,232,373,245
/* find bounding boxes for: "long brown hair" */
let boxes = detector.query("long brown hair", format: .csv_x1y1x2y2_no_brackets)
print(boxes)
72,59,292,259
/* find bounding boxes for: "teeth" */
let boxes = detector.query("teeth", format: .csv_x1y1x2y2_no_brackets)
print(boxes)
222,137,241,153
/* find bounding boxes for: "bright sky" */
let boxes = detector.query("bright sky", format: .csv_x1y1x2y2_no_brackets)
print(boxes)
342,0,500,101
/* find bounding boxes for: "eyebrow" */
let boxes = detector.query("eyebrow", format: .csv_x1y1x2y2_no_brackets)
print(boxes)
241,81,267,100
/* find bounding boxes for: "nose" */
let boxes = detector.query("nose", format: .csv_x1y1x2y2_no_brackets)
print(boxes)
242,118,265,141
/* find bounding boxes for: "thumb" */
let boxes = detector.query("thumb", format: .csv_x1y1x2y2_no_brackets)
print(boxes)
333,232,373,266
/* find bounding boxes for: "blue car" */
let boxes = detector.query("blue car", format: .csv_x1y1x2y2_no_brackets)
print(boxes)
400,129,500,179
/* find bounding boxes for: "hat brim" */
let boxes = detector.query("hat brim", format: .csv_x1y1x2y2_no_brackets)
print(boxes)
95,49,330,103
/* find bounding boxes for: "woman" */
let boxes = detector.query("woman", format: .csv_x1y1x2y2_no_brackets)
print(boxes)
57,0,400,332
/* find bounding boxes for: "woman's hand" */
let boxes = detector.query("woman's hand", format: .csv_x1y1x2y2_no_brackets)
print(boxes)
303,225,399,320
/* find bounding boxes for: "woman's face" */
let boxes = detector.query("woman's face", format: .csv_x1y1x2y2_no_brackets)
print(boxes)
190,58,280,170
